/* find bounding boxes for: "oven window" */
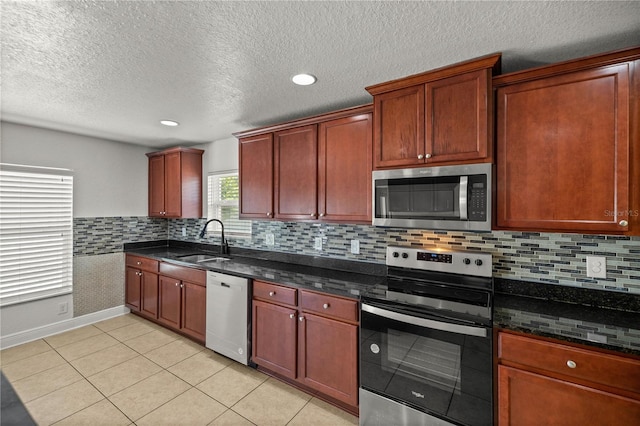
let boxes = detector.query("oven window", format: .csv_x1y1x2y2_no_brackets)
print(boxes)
361,311,493,426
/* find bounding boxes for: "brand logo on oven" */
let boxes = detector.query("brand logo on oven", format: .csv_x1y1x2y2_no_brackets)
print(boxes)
411,390,425,399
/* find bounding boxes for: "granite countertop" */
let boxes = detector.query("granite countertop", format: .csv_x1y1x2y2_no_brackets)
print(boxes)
125,240,640,357
125,240,387,300
494,279,640,357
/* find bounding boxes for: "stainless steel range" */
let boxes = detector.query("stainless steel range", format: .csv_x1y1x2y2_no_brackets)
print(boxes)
360,246,493,426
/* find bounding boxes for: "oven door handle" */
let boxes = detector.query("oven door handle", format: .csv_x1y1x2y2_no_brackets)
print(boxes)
361,303,487,338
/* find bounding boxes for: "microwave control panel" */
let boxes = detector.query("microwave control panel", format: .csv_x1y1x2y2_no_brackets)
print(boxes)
468,175,487,221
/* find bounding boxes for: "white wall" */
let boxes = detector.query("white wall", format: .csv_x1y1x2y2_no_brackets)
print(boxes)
197,136,239,207
1,121,149,217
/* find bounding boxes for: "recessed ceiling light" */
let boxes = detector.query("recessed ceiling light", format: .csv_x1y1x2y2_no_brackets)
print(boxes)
160,120,179,127
292,74,317,86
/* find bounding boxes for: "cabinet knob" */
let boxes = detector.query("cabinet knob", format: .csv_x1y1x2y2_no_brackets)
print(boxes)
175,282,179,287
425,153,432,159
323,303,329,309
566,360,577,369
299,316,304,322
619,220,628,227
136,261,141,265
417,154,424,160
266,212,272,217
319,213,325,217
269,291,275,297
139,272,143,277
310,213,315,217
180,284,184,288
289,313,295,319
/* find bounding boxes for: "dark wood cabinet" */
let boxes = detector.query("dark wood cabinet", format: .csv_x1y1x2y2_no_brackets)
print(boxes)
235,105,373,224
494,47,640,234
497,331,640,425
158,275,182,329
125,254,159,319
239,133,274,219
251,281,359,412
146,147,204,218
181,281,207,342
366,54,500,169
318,112,372,222
274,125,318,220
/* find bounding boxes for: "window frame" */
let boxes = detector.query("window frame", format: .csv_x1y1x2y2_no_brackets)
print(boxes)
207,170,251,238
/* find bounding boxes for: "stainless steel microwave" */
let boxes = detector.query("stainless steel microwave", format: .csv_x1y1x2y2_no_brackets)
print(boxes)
372,163,492,231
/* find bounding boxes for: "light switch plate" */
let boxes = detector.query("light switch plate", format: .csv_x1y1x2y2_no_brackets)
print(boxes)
586,256,607,279
265,233,275,246
314,237,323,251
351,239,360,254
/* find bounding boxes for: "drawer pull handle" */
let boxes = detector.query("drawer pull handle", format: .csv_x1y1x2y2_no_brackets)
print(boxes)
323,303,330,309
566,360,577,369
269,291,275,297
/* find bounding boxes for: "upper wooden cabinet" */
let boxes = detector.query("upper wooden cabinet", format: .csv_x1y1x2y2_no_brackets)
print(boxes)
235,105,373,224
146,147,204,218
494,47,640,234
366,53,501,169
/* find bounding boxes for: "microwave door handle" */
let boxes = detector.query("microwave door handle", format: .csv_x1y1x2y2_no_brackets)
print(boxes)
361,303,487,338
459,176,468,220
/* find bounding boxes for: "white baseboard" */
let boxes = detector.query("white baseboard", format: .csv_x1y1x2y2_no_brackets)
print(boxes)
0,305,131,350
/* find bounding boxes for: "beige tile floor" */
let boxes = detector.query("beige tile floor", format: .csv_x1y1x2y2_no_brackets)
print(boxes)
0,314,358,426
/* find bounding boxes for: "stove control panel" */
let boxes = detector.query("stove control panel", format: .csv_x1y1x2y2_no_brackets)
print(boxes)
386,246,492,277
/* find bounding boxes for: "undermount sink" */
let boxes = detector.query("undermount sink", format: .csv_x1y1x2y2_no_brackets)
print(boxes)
175,254,230,263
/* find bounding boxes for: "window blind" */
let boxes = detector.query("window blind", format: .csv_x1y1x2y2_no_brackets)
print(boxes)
0,164,74,307
207,172,251,236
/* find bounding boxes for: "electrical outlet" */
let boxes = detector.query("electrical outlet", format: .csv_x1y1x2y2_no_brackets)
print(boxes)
350,239,360,254
586,256,607,279
265,233,275,246
182,227,187,237
314,237,323,251
58,302,68,315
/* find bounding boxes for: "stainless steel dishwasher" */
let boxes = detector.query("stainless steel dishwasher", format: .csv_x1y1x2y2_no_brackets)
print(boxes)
205,271,250,365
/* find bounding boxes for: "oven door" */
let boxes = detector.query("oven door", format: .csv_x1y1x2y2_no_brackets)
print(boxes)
360,299,492,426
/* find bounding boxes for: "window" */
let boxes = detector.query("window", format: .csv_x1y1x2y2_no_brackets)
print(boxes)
0,164,73,307
207,171,251,237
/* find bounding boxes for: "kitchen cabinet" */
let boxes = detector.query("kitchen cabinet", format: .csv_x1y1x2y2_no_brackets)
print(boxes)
494,47,640,234
239,133,274,219
274,125,318,220
235,105,373,224
251,280,359,411
366,53,501,169
125,254,159,319
146,147,204,218
157,262,207,342
497,331,640,425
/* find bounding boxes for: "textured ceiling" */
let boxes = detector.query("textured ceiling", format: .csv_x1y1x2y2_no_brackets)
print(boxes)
2,1,639,148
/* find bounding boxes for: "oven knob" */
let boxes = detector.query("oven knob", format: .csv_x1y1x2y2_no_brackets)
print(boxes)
475,259,483,266
463,258,471,265
370,343,380,354
402,253,409,259
393,252,399,258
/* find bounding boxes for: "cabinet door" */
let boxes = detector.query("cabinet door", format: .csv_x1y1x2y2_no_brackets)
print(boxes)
239,134,274,219
252,300,297,379
496,64,630,233
181,281,206,342
158,276,182,329
426,69,490,164
373,85,425,168
298,313,358,407
139,271,159,319
125,267,141,311
318,113,372,223
274,125,318,220
148,155,165,217
498,365,640,426
163,152,182,217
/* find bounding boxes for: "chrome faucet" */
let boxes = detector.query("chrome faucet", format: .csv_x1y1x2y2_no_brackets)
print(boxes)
199,219,229,255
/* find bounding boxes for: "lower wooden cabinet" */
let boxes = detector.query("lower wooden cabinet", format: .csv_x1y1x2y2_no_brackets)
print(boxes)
125,254,206,343
251,280,359,410
497,331,640,425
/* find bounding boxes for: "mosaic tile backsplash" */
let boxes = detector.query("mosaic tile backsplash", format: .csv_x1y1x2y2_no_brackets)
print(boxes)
73,217,640,295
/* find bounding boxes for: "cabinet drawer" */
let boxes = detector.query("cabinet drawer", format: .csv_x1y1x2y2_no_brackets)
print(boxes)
126,255,159,272
498,332,640,394
159,262,206,285
253,281,296,306
299,290,358,323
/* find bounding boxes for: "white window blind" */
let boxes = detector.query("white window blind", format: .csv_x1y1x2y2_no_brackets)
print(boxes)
207,171,251,237
0,164,74,307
